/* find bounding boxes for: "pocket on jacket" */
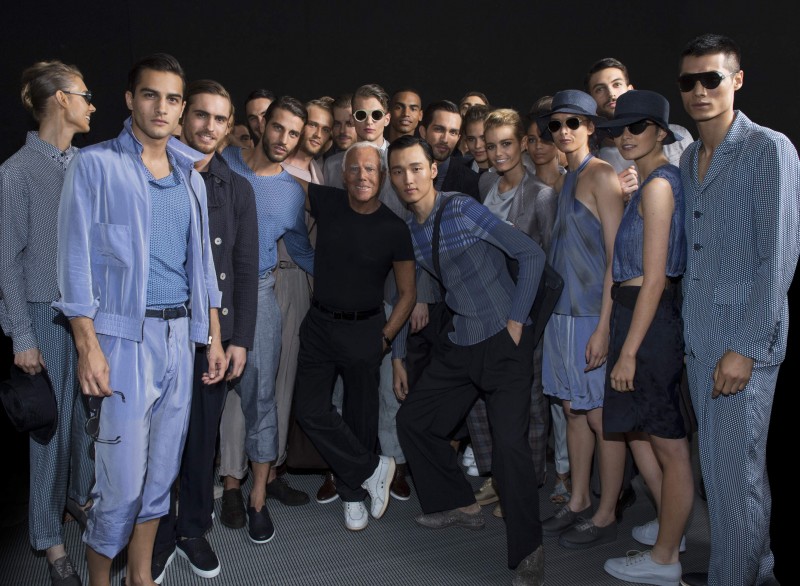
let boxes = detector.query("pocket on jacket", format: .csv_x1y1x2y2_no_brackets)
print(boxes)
92,223,132,267
713,281,751,305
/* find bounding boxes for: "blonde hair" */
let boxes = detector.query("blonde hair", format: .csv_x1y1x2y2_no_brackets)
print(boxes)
21,60,83,122
483,108,525,141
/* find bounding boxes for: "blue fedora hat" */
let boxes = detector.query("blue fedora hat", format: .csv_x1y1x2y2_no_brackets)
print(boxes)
597,90,682,145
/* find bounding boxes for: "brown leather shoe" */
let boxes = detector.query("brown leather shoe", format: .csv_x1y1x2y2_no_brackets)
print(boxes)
316,472,338,504
390,463,411,500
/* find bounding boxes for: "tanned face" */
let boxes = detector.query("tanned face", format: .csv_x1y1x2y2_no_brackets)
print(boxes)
261,107,304,163
181,93,232,154
125,69,185,143
390,91,423,136
419,110,462,162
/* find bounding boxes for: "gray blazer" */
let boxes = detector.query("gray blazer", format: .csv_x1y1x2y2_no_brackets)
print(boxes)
478,168,558,253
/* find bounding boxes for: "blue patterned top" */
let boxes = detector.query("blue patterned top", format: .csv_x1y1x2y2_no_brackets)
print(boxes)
612,164,686,282
145,163,190,308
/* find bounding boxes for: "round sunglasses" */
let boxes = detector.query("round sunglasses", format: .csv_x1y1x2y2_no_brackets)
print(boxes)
353,109,385,123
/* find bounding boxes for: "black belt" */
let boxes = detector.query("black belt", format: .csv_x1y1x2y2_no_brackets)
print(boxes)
311,299,381,320
145,305,190,319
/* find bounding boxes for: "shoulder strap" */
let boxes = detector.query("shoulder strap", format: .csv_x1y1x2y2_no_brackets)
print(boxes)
431,194,453,293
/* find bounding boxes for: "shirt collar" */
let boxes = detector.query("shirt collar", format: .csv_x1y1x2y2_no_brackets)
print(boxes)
119,116,205,170
25,131,77,167
205,152,232,183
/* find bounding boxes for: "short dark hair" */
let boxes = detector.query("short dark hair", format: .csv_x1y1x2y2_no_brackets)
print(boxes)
680,33,741,71
245,88,276,108
390,88,422,104
352,84,389,111
388,135,434,166
184,79,233,118
584,57,630,91
128,53,185,95
459,90,489,108
462,104,490,133
264,95,307,126
421,100,460,129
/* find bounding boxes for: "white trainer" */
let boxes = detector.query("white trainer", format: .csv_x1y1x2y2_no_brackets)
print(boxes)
343,501,368,531
604,550,682,586
632,518,687,553
466,464,480,477
461,445,476,467
361,455,395,519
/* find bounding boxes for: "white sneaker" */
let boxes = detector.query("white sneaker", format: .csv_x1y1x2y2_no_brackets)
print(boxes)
632,518,687,553
343,501,368,531
361,455,395,519
604,550,681,586
461,445,475,467
466,464,480,477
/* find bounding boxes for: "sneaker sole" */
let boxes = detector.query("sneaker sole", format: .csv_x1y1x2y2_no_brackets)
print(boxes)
248,528,276,545
153,550,176,584
605,565,680,586
371,458,395,519
316,494,340,504
476,495,499,506
558,530,617,549
345,521,368,531
390,490,411,501
176,546,221,579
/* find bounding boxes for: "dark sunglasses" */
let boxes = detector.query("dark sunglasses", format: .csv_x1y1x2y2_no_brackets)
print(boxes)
547,117,585,133
85,391,125,459
63,90,93,105
353,109,385,122
606,120,656,138
677,71,736,93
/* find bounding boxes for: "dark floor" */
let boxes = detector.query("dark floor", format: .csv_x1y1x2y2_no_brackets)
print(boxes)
0,451,717,586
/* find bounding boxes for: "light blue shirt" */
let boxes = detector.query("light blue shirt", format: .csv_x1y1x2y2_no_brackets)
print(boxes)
54,118,222,344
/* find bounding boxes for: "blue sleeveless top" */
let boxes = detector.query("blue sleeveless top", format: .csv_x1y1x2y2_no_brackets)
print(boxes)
548,155,606,316
612,164,686,282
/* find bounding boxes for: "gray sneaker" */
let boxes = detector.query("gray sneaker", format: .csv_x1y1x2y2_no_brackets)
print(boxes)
542,504,592,536
49,554,81,586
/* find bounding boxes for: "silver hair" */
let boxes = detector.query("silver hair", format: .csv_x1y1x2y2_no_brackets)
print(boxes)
341,141,387,173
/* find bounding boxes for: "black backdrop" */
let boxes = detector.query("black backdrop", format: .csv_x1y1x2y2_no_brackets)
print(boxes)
1,0,794,581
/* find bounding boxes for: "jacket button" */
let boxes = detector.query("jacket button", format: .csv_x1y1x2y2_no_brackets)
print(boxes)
694,210,702,218
221,307,229,316
219,272,226,280
693,243,702,251
214,237,222,245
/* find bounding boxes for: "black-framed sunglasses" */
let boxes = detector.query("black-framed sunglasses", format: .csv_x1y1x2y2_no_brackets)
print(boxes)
677,71,737,93
607,120,656,138
62,90,93,105
547,117,585,133
353,109,385,123
85,391,125,459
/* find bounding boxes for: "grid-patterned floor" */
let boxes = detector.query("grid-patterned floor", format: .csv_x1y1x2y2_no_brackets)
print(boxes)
0,458,712,586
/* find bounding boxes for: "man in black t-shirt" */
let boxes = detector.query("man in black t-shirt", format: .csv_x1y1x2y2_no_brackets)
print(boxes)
293,142,416,532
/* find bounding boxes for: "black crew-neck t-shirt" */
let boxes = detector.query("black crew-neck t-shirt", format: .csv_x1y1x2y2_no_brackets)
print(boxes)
309,184,413,311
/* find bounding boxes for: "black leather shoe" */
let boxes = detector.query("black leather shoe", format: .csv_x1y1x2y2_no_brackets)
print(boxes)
316,472,338,504
220,488,246,528
247,504,276,544
267,476,310,506
390,463,411,500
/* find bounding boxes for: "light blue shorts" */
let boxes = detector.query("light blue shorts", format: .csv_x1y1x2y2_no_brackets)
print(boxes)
542,313,606,411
